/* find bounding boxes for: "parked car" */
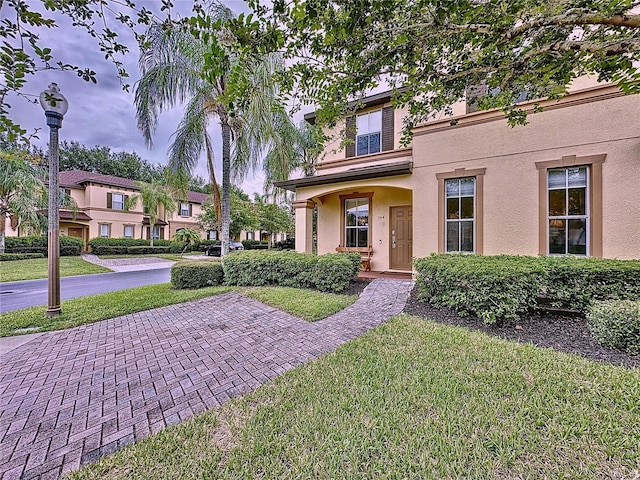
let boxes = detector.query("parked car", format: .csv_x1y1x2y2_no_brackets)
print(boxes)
204,242,244,257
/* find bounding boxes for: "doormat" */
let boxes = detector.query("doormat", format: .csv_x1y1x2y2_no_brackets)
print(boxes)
381,271,412,276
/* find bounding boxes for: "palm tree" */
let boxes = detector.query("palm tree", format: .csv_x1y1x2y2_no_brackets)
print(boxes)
135,3,296,256
0,152,46,254
126,181,177,246
173,227,201,255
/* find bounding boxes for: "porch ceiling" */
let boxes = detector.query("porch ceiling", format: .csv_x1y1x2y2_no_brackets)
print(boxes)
273,160,412,192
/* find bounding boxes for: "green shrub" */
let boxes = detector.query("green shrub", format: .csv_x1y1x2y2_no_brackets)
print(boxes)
587,300,640,354
0,253,45,261
169,242,187,254
89,237,173,254
223,251,360,293
90,245,130,256
242,240,269,250
171,261,225,289
126,246,171,255
414,254,640,324
4,235,82,256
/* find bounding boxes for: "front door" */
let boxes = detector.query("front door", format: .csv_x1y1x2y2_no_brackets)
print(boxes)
390,206,412,270
68,227,86,251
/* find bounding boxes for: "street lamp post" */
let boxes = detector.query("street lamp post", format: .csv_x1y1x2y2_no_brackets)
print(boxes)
39,83,68,317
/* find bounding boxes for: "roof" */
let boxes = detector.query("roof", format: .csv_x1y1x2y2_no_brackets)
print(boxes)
37,210,92,221
58,170,211,204
304,88,407,125
273,161,413,192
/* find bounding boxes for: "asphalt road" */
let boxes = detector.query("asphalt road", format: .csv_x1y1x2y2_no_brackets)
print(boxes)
0,268,171,313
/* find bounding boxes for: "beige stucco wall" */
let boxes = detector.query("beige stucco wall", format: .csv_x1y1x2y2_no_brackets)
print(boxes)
411,89,640,260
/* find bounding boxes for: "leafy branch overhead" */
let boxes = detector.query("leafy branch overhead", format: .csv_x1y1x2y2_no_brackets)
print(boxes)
237,0,640,136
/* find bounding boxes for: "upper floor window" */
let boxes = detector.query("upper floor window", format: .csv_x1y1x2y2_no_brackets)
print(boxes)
180,202,191,217
445,177,475,252
356,110,382,156
548,167,588,255
344,197,370,247
107,192,126,210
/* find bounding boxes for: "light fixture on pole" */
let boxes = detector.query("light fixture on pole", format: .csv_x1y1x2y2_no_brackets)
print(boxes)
39,83,68,317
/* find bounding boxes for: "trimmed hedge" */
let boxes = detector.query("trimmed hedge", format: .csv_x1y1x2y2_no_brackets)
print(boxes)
0,253,45,261
414,254,640,324
223,251,361,293
171,261,225,289
127,246,171,254
587,300,640,354
4,236,83,256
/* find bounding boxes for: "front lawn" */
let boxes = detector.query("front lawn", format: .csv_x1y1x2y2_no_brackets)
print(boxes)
0,283,232,336
243,286,357,321
69,314,640,479
0,256,111,282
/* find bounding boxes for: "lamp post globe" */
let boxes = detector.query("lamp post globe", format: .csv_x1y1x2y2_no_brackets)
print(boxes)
40,83,68,317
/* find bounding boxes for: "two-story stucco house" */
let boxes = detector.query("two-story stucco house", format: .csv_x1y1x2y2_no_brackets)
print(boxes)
4,170,213,249
275,79,640,272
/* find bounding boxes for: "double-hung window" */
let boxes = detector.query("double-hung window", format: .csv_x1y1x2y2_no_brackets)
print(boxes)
99,224,110,238
151,226,161,240
548,167,588,255
445,177,475,252
123,225,134,239
180,202,191,217
344,197,370,247
356,110,382,156
110,193,125,210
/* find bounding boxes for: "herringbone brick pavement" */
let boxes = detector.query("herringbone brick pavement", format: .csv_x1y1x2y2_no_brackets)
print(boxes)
0,279,413,479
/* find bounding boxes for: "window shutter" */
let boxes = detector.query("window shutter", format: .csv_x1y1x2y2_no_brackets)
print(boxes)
345,116,356,158
189,204,192,216
124,195,129,210
160,227,165,240
381,107,394,151
107,192,112,209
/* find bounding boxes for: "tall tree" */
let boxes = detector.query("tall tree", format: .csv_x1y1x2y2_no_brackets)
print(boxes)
239,0,640,138
0,151,46,253
196,186,258,241
253,193,294,248
125,180,177,246
135,2,296,256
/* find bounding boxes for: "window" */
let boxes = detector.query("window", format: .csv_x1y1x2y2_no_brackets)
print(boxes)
208,230,218,241
99,224,110,238
445,177,475,252
547,167,588,255
246,231,254,240
151,226,161,240
180,202,191,217
344,197,370,247
356,110,382,156
108,192,125,210
123,225,134,239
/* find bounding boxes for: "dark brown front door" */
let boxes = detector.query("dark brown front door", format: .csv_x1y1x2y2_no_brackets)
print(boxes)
68,228,83,240
390,206,412,271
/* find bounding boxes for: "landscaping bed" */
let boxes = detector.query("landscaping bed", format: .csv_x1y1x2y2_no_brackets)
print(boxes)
404,285,640,369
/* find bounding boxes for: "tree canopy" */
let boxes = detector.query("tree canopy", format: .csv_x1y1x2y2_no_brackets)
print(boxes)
237,0,640,136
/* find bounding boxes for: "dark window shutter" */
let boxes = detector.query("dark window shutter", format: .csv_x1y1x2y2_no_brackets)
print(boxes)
382,107,394,151
146,227,150,240
107,192,112,209
189,204,192,216
160,227,165,239
345,116,356,158
124,195,129,210
466,83,488,113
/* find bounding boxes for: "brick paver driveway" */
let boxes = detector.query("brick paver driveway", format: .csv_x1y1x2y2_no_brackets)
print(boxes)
0,279,413,479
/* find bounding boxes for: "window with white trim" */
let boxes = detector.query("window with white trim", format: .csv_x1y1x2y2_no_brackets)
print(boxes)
356,110,382,156
208,230,218,240
180,202,190,217
151,226,161,240
123,225,134,239
548,167,588,255
445,177,475,252
111,193,125,210
99,224,110,238
344,197,369,247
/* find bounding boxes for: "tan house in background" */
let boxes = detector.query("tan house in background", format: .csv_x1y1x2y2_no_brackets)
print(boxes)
276,79,640,272
4,170,212,250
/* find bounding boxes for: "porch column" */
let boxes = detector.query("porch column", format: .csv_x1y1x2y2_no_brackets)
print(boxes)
293,199,316,253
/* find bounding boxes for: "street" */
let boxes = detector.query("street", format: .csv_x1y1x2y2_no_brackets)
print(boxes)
0,268,171,313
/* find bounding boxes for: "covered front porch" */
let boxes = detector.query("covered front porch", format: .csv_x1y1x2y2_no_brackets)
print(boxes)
278,171,414,274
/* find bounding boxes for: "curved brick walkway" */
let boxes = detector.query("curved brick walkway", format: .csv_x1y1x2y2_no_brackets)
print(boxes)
0,279,413,479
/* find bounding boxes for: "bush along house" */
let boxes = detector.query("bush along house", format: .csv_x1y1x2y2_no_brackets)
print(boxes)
274,78,640,272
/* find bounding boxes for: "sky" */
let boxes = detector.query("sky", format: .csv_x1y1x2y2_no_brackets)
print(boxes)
7,0,305,197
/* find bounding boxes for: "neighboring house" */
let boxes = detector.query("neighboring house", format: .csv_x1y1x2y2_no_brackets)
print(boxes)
4,170,210,250
275,79,640,272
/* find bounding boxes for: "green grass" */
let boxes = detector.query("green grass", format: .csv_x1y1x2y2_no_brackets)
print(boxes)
0,283,232,337
97,253,205,261
0,256,111,282
68,314,640,480
243,286,357,321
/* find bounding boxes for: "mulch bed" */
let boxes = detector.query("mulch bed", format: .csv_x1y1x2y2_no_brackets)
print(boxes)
403,286,639,369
